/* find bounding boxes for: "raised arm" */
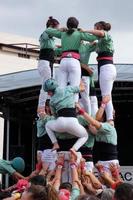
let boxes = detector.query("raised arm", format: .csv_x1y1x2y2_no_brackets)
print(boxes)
95,95,110,121
80,64,93,76
76,104,101,130
83,29,105,37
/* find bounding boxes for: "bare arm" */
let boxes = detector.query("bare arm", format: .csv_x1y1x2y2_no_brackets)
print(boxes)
82,29,105,37
80,63,93,76
95,95,110,121
12,172,26,181
76,104,101,130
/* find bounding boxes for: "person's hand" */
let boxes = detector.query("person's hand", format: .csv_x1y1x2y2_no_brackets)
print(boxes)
59,27,68,32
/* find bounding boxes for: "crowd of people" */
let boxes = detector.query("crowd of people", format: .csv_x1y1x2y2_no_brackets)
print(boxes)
0,16,132,200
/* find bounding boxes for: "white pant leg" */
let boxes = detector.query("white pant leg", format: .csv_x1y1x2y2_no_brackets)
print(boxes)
80,76,91,114
99,64,117,120
58,58,81,102
57,58,69,88
37,60,51,107
68,58,81,103
45,117,88,151
90,96,98,117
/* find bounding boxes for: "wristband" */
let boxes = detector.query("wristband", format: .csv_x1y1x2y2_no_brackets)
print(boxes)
79,108,85,115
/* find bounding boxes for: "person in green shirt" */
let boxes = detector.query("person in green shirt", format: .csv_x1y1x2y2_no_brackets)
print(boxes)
79,41,98,115
43,78,89,157
37,16,60,118
0,157,26,180
45,17,97,103
76,96,119,177
85,21,117,122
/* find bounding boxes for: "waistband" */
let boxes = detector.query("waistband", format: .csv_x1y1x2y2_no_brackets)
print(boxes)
57,108,76,117
97,56,113,61
93,141,118,163
39,48,54,62
61,51,80,60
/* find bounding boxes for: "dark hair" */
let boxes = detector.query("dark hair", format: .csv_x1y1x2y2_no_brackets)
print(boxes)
95,21,111,31
77,194,99,200
29,175,46,186
114,183,133,200
24,185,47,200
46,16,59,28
66,17,79,35
59,182,72,192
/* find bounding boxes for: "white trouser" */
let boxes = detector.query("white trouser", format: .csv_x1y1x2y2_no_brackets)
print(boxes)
99,64,117,120
90,96,98,118
45,117,88,151
57,58,81,103
80,76,91,114
37,60,51,108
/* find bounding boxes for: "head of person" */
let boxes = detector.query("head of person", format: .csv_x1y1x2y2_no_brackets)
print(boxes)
11,157,25,173
59,182,72,193
43,78,58,96
21,185,47,200
101,188,114,200
29,175,46,187
46,16,59,28
66,17,79,35
77,194,99,200
94,21,111,31
114,183,133,200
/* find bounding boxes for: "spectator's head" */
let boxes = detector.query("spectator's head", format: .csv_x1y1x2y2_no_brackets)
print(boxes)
46,16,59,28
77,194,99,200
21,185,47,200
11,157,25,173
101,188,114,200
114,183,133,200
59,182,72,193
29,175,46,186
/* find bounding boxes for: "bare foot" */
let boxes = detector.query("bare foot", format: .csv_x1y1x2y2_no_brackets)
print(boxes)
69,148,78,161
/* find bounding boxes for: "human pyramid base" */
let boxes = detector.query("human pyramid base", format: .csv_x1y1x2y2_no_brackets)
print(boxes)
1,16,133,200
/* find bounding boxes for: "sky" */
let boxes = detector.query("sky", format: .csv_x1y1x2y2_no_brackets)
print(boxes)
0,0,133,63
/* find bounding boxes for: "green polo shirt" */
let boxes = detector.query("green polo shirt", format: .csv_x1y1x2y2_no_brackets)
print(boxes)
0,159,16,175
37,115,55,137
45,28,97,52
96,31,114,53
39,31,56,49
96,122,117,145
50,86,80,114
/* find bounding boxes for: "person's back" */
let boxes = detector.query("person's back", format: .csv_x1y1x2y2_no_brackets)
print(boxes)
50,85,79,114
114,183,133,200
